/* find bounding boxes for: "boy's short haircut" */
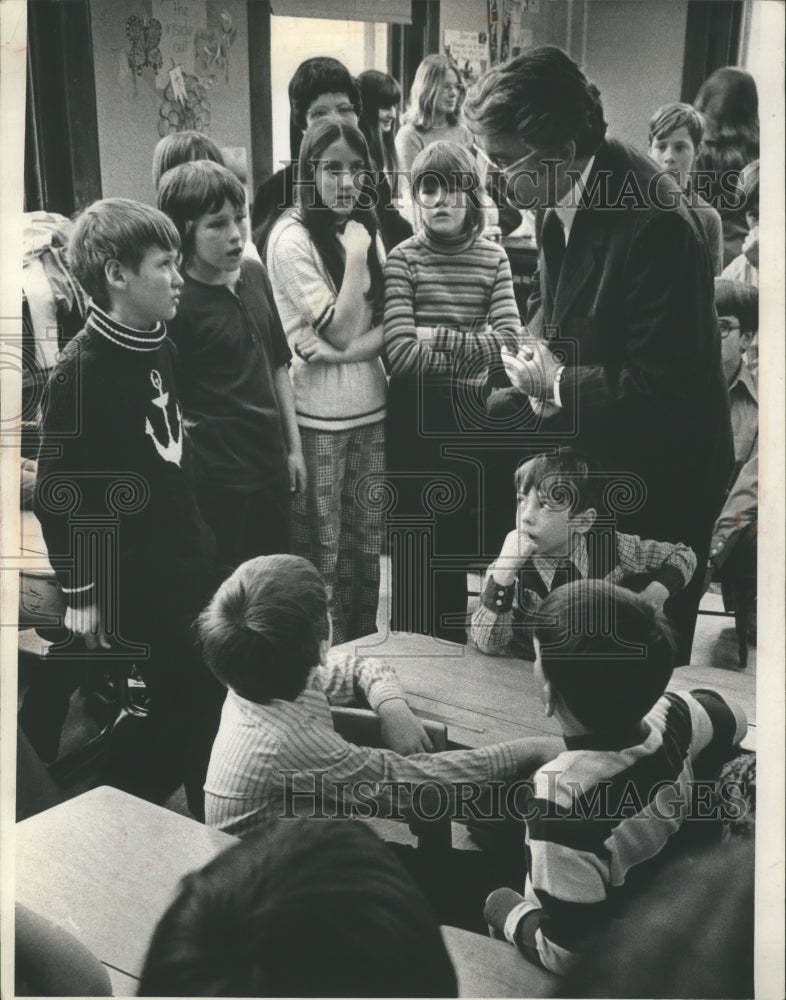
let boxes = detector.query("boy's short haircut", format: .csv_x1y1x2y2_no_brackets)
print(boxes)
195,554,330,703
289,56,361,131
138,818,458,997
648,102,705,147
152,130,225,188
157,160,246,262
410,140,486,241
714,278,758,334
535,580,677,731
514,447,604,515
67,199,180,312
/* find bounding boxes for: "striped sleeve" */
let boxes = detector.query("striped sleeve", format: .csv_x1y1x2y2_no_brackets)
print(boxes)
519,781,610,975
383,247,449,376
383,242,521,377
276,725,529,819
266,217,336,337
678,689,747,759
487,248,522,336
317,650,407,712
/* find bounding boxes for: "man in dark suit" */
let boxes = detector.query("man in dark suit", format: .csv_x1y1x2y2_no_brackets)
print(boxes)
464,46,733,661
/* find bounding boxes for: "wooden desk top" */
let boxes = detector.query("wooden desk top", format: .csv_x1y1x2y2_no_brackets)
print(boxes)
442,925,557,998
342,632,561,747
16,786,556,997
339,631,756,747
16,786,237,981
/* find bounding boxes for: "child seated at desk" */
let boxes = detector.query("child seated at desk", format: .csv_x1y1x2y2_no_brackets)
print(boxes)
200,553,561,836
471,448,697,660
138,818,459,997
483,579,747,977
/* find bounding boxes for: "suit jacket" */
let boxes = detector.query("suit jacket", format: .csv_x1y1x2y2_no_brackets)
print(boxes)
489,138,733,553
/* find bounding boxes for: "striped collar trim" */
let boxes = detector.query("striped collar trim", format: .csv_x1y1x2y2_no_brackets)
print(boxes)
87,305,167,352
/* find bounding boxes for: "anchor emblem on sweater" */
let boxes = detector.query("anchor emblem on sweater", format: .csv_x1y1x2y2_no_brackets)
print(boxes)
145,369,183,466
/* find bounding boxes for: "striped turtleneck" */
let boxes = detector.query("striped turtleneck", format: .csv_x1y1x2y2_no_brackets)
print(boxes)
87,304,167,352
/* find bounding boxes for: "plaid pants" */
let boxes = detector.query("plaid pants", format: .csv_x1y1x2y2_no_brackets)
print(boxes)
293,422,385,644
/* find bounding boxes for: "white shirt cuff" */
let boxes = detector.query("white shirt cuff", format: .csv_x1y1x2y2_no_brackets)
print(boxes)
552,366,565,408
504,900,540,945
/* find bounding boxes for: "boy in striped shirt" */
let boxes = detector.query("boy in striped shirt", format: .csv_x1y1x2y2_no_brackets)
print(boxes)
200,553,563,839
484,580,747,976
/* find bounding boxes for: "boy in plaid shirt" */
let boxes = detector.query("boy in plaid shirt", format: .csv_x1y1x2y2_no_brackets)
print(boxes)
471,449,697,659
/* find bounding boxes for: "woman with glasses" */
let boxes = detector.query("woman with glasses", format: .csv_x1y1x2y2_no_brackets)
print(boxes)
395,55,474,219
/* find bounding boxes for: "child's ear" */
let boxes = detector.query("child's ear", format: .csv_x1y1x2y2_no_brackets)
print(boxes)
741,329,754,352
572,507,597,535
104,259,127,291
318,636,330,667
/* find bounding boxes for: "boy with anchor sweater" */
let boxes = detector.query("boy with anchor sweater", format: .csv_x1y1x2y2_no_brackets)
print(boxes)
33,199,222,818
471,449,697,659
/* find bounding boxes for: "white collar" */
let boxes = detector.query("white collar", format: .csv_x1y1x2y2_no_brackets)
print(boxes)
554,154,596,242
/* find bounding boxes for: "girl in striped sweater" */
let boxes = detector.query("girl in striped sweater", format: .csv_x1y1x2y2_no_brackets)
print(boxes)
384,141,522,643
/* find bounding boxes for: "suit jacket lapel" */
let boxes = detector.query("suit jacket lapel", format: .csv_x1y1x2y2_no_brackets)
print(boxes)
552,215,606,326
547,145,613,328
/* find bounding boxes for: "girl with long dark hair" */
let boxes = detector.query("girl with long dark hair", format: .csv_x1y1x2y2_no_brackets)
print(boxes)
266,119,387,643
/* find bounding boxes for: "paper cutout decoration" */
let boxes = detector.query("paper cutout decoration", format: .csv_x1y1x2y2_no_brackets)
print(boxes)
158,72,211,135
126,16,163,75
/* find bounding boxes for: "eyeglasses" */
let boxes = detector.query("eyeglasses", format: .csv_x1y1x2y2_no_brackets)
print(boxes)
718,319,741,338
307,104,357,121
474,144,550,179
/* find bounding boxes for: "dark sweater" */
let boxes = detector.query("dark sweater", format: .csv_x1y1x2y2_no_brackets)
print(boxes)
167,260,291,491
34,307,215,614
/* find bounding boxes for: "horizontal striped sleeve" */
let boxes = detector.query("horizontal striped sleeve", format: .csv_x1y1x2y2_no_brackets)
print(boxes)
383,247,448,376
487,248,523,337
676,689,747,782
383,238,521,377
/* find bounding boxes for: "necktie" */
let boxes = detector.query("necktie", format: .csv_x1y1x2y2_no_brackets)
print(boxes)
550,557,577,593
542,208,566,293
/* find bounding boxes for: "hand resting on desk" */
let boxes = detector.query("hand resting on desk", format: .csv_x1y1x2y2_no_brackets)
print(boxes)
378,697,434,754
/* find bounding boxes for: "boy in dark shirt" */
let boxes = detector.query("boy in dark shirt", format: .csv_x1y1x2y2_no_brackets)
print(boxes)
32,199,222,817
159,161,304,571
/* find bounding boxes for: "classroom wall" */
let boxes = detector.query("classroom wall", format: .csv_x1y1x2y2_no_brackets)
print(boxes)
440,0,567,59
89,0,254,205
438,0,688,153
579,0,689,151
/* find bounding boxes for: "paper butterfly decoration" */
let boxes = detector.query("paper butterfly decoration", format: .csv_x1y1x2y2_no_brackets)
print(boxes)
126,15,163,75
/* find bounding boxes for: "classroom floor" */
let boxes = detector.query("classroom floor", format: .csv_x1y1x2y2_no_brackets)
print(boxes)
19,554,756,818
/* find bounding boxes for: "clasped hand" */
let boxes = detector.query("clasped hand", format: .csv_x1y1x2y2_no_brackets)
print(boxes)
500,339,560,411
